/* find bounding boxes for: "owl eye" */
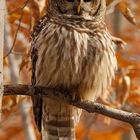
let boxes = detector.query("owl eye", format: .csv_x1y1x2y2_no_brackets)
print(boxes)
84,0,91,2
66,0,74,2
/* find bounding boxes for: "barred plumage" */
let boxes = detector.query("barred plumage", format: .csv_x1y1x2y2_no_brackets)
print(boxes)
31,0,117,139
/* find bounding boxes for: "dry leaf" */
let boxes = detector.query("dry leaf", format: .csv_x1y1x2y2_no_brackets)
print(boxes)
116,74,131,107
106,0,136,25
19,48,31,72
118,1,136,25
106,0,114,6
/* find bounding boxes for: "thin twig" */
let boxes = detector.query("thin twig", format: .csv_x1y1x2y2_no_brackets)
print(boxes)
4,0,30,59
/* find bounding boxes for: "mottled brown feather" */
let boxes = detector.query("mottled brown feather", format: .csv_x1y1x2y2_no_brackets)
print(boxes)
31,0,117,139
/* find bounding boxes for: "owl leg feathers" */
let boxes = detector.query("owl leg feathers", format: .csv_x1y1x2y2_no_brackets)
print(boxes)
42,98,81,140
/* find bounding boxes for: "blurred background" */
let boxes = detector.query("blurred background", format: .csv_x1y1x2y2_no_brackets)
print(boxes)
1,0,140,140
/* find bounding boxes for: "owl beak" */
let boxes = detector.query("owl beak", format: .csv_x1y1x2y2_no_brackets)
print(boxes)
77,0,83,15
77,4,81,14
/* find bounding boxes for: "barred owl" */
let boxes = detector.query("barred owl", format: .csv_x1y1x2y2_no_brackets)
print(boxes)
31,0,117,139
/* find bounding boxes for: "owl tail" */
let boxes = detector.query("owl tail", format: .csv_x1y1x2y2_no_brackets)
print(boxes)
42,98,81,140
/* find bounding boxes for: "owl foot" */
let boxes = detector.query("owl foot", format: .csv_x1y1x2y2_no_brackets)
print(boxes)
70,92,83,103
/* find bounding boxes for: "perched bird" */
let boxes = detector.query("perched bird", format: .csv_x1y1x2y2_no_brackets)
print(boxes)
31,0,117,139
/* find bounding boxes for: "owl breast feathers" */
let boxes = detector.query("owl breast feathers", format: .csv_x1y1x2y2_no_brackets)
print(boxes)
31,0,117,139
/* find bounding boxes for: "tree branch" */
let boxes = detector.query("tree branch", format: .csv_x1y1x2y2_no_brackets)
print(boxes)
4,84,140,140
4,0,30,58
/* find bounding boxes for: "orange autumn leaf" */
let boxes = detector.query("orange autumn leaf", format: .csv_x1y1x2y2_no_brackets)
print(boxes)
117,0,136,25
106,0,136,25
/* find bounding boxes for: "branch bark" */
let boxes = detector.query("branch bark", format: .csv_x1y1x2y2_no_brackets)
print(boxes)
4,84,140,140
0,0,6,119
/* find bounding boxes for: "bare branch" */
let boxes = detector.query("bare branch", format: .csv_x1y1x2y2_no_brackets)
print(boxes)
3,84,140,140
4,0,30,59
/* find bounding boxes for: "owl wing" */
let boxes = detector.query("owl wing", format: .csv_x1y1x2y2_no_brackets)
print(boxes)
31,14,49,132
31,47,42,132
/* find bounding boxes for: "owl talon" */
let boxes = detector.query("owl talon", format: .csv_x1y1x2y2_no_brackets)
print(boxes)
71,92,83,102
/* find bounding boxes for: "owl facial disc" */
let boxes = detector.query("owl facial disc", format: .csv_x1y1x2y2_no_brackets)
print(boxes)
56,0,101,15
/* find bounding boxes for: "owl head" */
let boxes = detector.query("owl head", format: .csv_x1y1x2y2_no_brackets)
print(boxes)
48,0,106,19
